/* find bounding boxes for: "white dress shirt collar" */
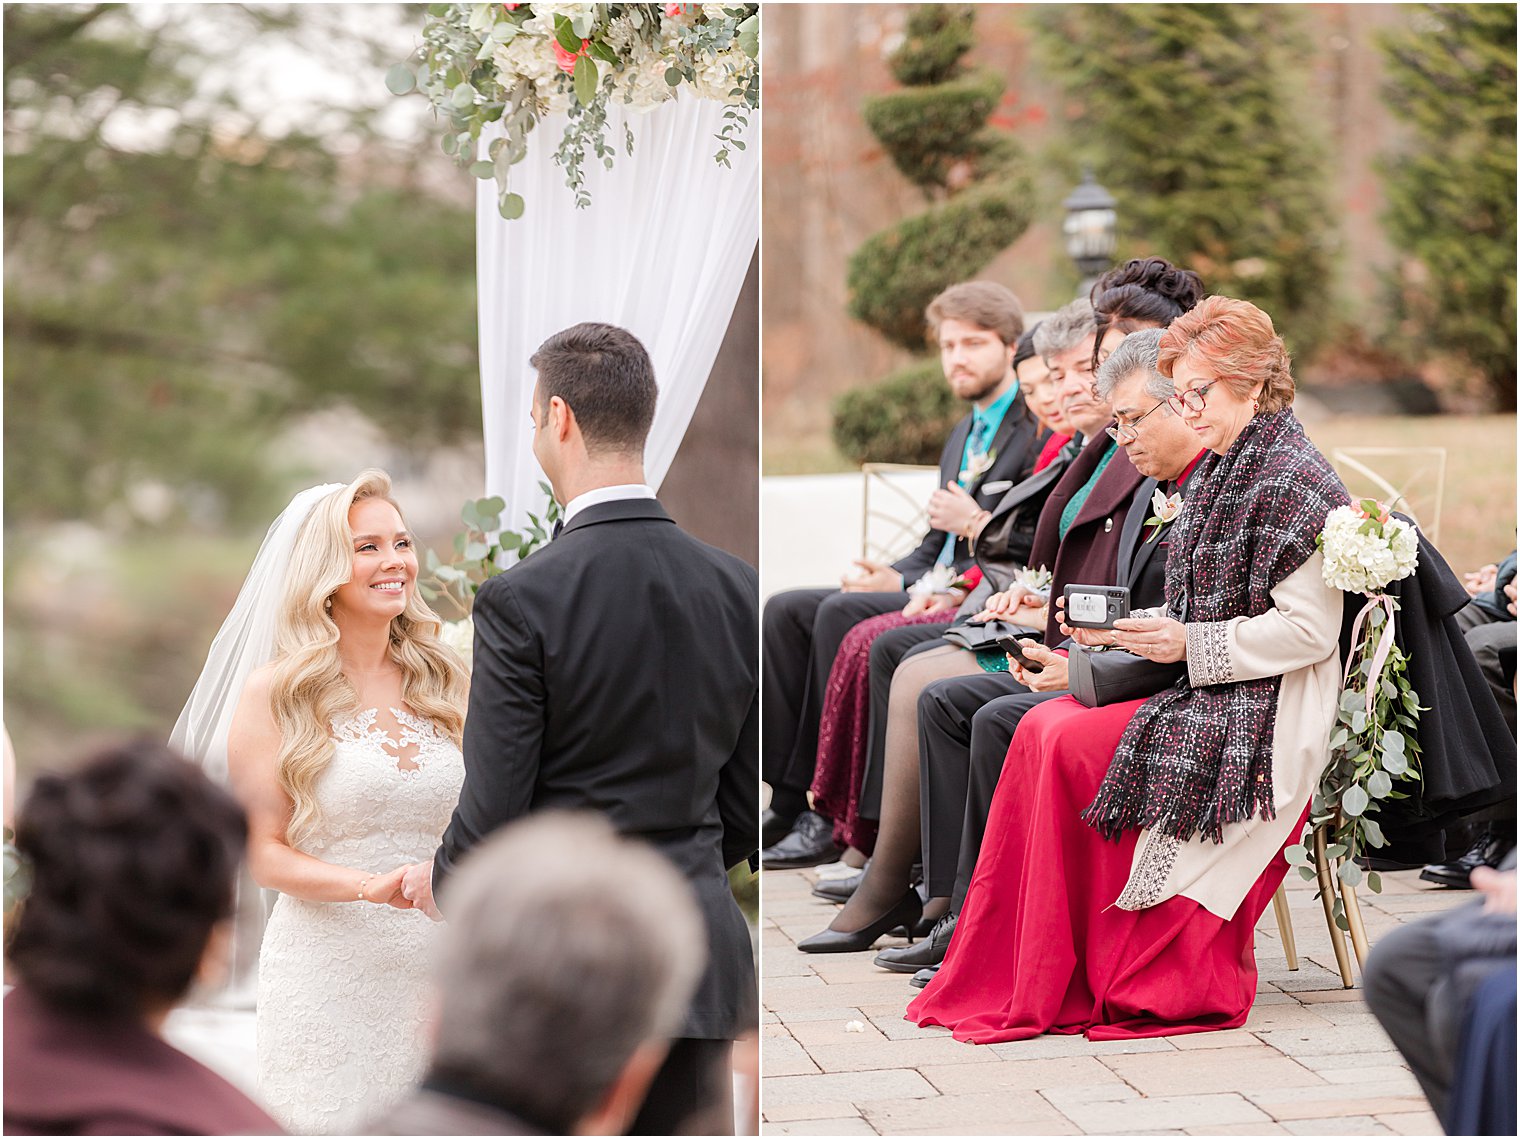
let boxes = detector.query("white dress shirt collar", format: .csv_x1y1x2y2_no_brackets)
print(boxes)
561,483,657,526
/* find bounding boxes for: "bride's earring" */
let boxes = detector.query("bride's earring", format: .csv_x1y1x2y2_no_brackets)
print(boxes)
324,597,333,613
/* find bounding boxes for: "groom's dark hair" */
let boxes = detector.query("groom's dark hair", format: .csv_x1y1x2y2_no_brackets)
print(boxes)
531,322,658,453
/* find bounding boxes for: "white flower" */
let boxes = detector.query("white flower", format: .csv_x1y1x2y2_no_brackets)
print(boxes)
844,1020,866,1033
960,448,996,483
908,564,959,600
1320,504,1419,595
1012,565,1053,600
440,618,474,669
1150,489,1183,524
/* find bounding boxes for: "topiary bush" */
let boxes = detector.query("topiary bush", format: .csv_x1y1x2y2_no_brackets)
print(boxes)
832,359,961,466
833,4,1035,460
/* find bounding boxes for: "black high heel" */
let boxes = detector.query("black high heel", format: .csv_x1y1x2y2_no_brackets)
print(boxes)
796,889,923,954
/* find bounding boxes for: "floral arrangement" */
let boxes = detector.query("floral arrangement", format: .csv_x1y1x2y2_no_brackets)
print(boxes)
389,3,759,218
1143,488,1183,543
1286,499,1423,925
960,447,996,483
418,483,563,634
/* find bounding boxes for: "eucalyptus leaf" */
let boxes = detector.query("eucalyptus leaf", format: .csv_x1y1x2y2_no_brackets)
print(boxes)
1361,816,1386,847
1329,727,1349,750
1367,769,1393,799
1382,749,1409,775
573,54,598,108
1324,843,1348,859
1341,785,1370,817
1367,871,1383,893
385,64,416,96
1351,710,1367,735
1382,729,1406,754
1298,865,1317,881
453,532,467,555
1285,844,1310,866
461,500,480,527
1337,861,1363,887
570,11,594,37
470,160,494,179
665,66,683,86
499,192,526,220
1340,688,1363,712
481,495,506,514
1367,606,1385,628
737,12,759,58
1334,912,1350,931
464,541,490,560
425,548,441,571
499,531,522,550
451,82,477,109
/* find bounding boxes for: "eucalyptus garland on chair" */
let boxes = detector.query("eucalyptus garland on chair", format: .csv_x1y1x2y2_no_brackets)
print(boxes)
1286,499,1424,930
389,3,759,219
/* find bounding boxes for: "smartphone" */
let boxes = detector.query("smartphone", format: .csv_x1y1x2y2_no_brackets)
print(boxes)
994,634,1044,674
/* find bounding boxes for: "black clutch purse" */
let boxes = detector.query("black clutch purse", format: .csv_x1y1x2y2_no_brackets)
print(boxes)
1067,645,1186,707
942,619,1041,652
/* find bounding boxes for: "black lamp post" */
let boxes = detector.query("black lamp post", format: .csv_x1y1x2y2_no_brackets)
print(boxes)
1062,169,1118,299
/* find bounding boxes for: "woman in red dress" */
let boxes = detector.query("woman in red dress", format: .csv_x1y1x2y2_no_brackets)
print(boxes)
910,295,1351,1042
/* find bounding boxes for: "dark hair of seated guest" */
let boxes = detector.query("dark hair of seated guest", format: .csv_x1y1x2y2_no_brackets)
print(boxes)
9,739,247,1019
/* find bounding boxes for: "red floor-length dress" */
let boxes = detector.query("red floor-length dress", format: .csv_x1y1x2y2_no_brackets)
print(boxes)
907,693,1301,1043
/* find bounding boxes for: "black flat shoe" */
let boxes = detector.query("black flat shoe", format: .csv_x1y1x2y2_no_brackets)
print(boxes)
909,964,939,989
875,912,956,973
761,810,841,870
811,869,864,902
795,889,923,954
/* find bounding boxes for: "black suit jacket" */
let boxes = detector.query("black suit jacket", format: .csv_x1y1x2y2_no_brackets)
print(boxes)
891,393,1044,583
434,497,758,1040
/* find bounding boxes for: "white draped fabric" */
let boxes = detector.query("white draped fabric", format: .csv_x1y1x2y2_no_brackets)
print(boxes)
476,97,759,536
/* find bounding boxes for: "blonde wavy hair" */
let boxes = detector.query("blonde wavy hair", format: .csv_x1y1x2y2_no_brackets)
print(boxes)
268,469,468,844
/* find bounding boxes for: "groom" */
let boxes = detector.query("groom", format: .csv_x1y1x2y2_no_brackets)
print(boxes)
402,322,758,1135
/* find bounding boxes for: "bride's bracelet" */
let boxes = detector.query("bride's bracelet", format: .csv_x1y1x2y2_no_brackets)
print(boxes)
357,874,374,903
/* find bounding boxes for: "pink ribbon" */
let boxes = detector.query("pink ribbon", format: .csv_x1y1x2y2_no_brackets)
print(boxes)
1342,592,1399,715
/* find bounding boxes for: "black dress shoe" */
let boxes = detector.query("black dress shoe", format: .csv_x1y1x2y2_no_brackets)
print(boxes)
761,806,799,850
909,964,939,989
761,810,841,870
795,889,923,954
1420,831,1517,889
811,869,864,902
875,912,956,973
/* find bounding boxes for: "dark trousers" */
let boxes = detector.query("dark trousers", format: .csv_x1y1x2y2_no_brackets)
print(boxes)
761,588,907,810
949,689,1064,910
915,670,1032,896
629,1037,734,1135
855,624,955,821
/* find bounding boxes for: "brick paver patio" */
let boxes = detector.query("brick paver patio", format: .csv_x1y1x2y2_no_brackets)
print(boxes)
762,862,1465,1135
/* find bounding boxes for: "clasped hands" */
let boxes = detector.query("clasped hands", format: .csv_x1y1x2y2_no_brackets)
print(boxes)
361,862,443,921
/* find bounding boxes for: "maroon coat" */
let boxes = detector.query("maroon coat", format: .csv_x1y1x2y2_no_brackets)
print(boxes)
1027,434,1146,644
3,986,281,1135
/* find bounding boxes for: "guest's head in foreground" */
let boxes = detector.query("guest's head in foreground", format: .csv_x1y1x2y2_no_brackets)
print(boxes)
926,281,1025,407
9,740,246,1024
1158,295,1294,455
1095,328,1203,482
271,469,466,845
1033,298,1115,439
398,812,706,1136
531,322,659,506
4,741,280,1135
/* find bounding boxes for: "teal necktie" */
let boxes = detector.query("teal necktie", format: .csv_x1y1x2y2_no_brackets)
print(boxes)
937,418,993,567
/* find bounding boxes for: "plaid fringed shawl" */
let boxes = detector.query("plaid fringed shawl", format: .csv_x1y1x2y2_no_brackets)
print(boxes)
1081,409,1350,844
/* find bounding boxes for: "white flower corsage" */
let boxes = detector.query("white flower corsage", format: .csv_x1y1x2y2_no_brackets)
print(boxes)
1143,489,1184,543
1011,564,1053,601
908,564,973,600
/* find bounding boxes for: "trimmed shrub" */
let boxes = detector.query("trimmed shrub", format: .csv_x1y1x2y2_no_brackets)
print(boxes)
832,359,960,465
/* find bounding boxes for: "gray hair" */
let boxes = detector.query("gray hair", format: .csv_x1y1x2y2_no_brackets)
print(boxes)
429,813,706,1132
1032,298,1097,360
1095,326,1173,402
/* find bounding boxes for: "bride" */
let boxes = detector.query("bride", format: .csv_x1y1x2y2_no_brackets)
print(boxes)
172,470,468,1134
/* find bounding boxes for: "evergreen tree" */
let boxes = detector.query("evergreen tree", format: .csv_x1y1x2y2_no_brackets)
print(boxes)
1379,4,1516,410
833,5,1035,465
1031,4,1337,357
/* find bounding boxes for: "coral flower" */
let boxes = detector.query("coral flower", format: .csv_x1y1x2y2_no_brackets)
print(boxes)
553,37,589,75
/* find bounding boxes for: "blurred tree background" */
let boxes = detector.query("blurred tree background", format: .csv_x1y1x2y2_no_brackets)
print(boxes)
4,3,483,772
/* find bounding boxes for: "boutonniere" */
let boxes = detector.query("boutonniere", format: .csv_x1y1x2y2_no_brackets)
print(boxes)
960,448,996,483
1144,489,1183,543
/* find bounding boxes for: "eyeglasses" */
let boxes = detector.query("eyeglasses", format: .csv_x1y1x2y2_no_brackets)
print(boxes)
1165,379,1220,415
1105,399,1170,444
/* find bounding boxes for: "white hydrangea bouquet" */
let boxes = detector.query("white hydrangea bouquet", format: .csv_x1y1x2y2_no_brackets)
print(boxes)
390,3,759,219
1286,499,1423,920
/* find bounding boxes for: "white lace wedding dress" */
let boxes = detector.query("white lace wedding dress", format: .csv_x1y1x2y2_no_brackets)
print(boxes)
256,707,463,1135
